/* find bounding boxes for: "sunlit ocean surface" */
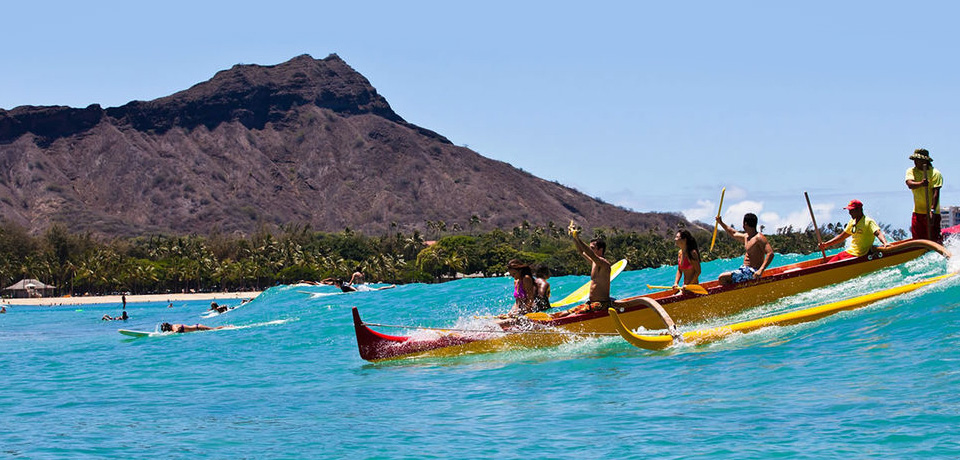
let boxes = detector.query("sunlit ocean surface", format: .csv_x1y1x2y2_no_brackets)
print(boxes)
3,238,960,459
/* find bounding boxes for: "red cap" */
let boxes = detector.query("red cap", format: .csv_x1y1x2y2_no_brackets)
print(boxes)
843,199,863,210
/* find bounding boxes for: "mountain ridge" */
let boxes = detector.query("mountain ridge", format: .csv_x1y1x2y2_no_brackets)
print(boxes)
0,54,688,237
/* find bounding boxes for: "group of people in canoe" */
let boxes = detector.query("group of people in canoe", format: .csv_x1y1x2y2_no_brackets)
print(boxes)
502,148,945,320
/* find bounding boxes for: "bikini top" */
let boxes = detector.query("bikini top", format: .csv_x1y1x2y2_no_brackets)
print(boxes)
678,250,694,270
514,279,529,300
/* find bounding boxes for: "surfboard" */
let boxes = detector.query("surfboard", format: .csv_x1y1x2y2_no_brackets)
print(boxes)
550,258,628,308
118,329,154,338
201,306,239,318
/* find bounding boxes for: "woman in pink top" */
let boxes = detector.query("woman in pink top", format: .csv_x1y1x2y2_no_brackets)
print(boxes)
673,230,701,289
506,259,536,316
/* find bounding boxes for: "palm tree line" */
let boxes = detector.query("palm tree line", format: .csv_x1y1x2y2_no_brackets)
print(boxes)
0,217,897,297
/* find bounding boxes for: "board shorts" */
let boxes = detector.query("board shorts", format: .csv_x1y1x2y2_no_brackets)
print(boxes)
911,212,943,244
568,299,616,315
827,250,857,264
730,265,757,283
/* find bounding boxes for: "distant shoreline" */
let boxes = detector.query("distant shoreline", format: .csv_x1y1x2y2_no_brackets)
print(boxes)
1,291,262,307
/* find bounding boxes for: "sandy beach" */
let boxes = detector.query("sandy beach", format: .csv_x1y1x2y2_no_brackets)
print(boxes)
2,291,262,306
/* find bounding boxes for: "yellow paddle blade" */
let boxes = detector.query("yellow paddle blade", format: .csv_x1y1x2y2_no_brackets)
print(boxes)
710,187,726,251
523,312,552,321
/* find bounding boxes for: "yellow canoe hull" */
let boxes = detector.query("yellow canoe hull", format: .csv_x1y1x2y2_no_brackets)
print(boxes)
354,240,944,361
610,273,955,350
552,243,932,335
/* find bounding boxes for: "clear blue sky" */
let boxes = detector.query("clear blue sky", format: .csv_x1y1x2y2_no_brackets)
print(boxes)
4,1,957,233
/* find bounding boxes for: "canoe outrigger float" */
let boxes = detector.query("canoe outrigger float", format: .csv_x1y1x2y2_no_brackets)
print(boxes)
609,272,956,350
353,239,949,361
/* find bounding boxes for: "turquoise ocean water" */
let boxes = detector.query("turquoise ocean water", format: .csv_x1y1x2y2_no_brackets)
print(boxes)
3,239,960,459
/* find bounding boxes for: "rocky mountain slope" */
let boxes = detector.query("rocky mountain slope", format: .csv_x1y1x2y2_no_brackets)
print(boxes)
0,54,687,237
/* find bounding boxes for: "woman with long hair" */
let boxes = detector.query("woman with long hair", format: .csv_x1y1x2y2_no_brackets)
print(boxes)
673,230,701,288
506,259,536,316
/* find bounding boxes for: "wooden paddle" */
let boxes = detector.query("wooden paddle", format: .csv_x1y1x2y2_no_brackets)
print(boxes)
646,284,708,295
804,191,827,259
710,187,726,251
924,168,932,240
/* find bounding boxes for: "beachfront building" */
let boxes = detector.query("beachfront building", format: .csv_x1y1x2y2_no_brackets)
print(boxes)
942,206,960,229
3,279,57,298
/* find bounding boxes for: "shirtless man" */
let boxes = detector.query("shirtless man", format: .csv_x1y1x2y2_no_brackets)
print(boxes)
348,267,365,286
553,222,613,317
715,213,775,285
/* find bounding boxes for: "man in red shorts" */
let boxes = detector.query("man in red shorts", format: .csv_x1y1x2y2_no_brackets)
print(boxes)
819,200,890,262
905,148,943,243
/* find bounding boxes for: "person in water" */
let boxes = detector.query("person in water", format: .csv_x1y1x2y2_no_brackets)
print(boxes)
208,302,229,313
673,229,702,289
716,213,774,285
101,310,129,321
332,278,357,293
818,199,890,263
553,223,613,317
159,322,228,333
348,267,365,286
905,148,943,243
505,259,537,316
533,265,552,312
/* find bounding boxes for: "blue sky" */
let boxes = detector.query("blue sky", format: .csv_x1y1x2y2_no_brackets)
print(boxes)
3,1,958,233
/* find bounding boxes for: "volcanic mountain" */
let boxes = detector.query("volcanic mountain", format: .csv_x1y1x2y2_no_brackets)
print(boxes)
0,54,687,237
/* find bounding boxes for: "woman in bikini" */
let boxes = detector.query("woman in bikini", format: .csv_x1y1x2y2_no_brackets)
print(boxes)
673,229,702,289
160,323,228,333
506,259,536,317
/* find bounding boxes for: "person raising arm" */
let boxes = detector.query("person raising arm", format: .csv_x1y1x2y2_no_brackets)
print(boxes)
716,213,774,285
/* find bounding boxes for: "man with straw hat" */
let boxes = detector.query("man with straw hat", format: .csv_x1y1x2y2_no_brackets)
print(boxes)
905,148,943,243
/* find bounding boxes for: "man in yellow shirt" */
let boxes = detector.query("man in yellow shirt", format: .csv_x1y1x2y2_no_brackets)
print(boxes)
819,199,890,263
904,148,943,243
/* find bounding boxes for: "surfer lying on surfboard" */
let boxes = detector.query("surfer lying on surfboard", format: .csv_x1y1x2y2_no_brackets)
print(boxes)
102,311,129,321
160,322,230,333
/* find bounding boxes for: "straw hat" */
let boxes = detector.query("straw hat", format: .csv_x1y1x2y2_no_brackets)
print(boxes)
909,148,933,162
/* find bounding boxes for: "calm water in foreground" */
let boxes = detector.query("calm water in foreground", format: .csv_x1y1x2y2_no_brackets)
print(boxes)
3,240,960,459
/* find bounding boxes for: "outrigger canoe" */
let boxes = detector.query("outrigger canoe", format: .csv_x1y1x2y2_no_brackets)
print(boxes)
609,273,956,350
353,239,949,361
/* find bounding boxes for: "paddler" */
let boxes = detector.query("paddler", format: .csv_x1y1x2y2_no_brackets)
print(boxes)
818,199,890,263
905,148,943,243
715,213,775,285
552,222,614,317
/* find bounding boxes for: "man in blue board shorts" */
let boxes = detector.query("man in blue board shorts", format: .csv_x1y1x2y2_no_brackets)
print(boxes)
715,213,775,285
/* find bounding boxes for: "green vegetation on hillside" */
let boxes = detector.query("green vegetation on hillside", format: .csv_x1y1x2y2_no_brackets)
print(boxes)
0,219,907,297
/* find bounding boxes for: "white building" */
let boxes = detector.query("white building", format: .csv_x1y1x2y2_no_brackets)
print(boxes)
942,206,960,229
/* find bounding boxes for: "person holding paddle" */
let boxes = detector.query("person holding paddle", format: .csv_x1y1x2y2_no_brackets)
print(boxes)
552,223,614,317
819,199,890,263
673,230,702,289
716,213,774,285
905,148,943,243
